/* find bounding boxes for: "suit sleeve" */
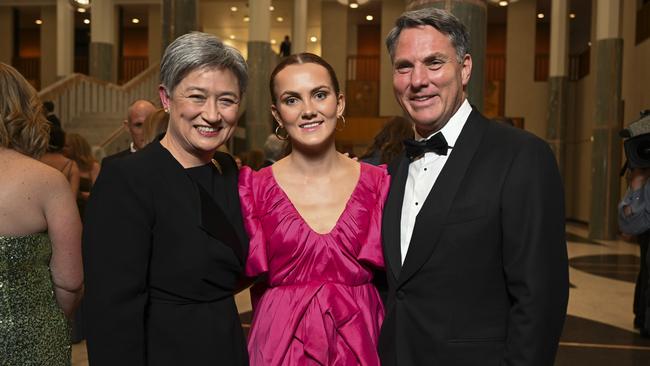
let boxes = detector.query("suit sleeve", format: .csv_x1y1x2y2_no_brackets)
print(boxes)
500,138,569,366
82,160,153,366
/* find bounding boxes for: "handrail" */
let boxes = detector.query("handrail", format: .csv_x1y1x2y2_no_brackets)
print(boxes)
37,63,160,129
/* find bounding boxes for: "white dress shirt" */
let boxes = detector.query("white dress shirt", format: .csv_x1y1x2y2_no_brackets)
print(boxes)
400,99,472,264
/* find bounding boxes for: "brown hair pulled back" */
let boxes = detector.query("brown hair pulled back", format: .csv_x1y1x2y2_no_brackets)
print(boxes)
269,53,341,105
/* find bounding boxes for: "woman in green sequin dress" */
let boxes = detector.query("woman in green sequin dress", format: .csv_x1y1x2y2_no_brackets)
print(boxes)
0,63,83,365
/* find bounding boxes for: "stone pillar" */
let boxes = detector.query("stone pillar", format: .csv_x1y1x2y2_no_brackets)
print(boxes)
406,0,486,111
90,0,115,82
547,0,569,177
321,1,348,93
246,0,272,150
292,0,308,54
589,0,623,240
161,0,198,52
40,6,57,88
56,0,74,79
148,4,162,64
0,7,13,65
380,0,406,117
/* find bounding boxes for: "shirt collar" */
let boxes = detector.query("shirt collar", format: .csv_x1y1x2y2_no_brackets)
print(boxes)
129,142,137,153
415,99,472,148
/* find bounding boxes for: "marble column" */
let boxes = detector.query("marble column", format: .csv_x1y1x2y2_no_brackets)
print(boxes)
56,0,74,79
40,5,57,88
292,0,308,54
405,0,486,111
148,4,162,64
380,0,406,117
321,1,348,93
90,0,115,82
547,0,569,177
589,0,623,240
245,0,273,150
0,7,13,65
161,0,198,52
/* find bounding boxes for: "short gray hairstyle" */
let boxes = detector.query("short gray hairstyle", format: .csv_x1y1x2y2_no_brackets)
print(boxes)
160,32,248,95
386,8,470,63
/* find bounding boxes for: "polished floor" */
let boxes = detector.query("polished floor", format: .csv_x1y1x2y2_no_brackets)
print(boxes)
71,224,650,365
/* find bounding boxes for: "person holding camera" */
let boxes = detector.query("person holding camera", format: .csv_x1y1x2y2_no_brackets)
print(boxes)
618,111,650,338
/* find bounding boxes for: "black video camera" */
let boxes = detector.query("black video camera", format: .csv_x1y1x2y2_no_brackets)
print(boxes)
621,110,650,173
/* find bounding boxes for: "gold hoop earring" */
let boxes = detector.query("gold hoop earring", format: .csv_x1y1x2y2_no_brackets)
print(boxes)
336,115,346,131
274,125,289,140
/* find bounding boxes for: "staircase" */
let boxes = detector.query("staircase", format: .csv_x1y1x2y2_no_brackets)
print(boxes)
37,64,160,158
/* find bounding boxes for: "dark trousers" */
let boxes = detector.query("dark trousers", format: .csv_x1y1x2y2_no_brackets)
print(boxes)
635,231,650,335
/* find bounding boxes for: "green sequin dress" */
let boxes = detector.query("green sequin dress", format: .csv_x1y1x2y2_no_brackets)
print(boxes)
0,233,71,366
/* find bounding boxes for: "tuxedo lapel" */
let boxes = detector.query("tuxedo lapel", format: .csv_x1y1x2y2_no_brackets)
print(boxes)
382,154,409,280
398,111,487,286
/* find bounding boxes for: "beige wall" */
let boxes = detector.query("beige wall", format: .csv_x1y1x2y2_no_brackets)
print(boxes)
148,4,162,64
321,0,348,94
504,0,548,138
40,5,57,88
0,7,12,65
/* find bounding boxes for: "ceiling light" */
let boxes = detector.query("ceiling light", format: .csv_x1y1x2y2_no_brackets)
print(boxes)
498,0,508,6
83,18,90,24
569,13,576,19
310,36,318,43
77,8,86,13
229,35,235,40
230,6,238,12
350,3,359,8
243,16,249,22
269,5,275,11
336,0,369,7
366,15,373,21
271,39,277,45
35,19,43,25
276,16,283,22
537,13,544,19
69,0,90,11
131,18,140,24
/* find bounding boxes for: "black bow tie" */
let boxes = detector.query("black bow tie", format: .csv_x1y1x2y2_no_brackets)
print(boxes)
403,133,449,161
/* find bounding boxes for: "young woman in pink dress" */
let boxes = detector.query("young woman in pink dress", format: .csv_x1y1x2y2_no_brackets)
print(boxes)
239,53,389,365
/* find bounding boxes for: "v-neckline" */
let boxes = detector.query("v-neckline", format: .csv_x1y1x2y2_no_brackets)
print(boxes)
269,163,363,236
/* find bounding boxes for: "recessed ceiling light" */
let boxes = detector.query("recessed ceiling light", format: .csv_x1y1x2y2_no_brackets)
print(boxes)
271,39,277,44
269,5,275,11
83,18,90,24
537,13,544,19
350,3,359,8
276,16,284,22
366,15,373,21
243,16,250,22
310,36,318,43
498,0,508,6
35,19,43,25
229,35,235,40
588,41,592,47
77,8,86,13
569,13,576,19
132,18,140,24
230,6,238,12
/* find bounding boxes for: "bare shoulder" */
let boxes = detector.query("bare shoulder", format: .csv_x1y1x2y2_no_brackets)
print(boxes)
10,152,71,195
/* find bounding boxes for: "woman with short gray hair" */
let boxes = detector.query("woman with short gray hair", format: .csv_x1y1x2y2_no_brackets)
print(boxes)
83,32,250,365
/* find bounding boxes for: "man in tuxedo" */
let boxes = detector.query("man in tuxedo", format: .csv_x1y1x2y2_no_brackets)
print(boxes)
379,8,569,366
103,99,156,162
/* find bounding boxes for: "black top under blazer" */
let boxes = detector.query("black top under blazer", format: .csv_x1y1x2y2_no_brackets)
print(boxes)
83,140,249,366
379,109,569,366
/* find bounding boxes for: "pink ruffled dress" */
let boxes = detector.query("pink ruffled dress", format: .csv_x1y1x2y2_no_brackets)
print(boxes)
238,163,390,366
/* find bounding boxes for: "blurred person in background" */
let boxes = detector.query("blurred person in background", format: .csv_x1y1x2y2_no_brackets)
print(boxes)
262,134,286,168
40,124,80,197
103,99,156,163
142,108,169,146
0,62,83,365
359,116,413,165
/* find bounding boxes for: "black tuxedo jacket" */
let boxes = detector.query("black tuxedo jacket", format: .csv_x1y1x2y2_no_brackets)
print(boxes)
379,110,569,366
83,141,249,365
101,148,132,164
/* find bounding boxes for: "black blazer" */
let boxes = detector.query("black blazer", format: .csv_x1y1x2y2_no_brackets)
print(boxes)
83,141,249,366
101,148,132,164
379,110,569,366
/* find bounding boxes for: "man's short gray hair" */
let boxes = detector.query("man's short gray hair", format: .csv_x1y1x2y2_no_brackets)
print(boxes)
386,8,470,63
263,133,286,162
160,32,248,95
